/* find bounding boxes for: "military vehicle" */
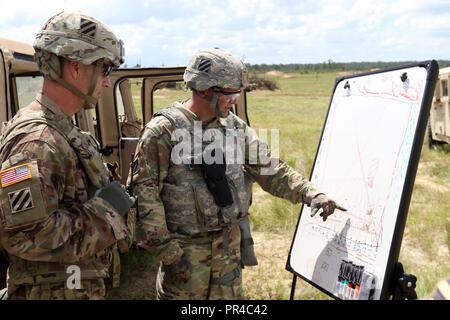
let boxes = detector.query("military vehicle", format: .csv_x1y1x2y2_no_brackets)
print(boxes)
0,38,250,291
429,66,450,147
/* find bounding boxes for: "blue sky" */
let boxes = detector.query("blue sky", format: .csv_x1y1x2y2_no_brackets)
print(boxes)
1,0,449,67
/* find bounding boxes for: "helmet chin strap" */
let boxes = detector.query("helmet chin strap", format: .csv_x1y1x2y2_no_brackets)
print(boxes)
47,59,102,109
84,61,102,109
209,88,227,118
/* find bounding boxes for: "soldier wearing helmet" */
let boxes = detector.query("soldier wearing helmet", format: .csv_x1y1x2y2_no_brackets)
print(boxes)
33,11,124,109
129,48,345,299
0,12,134,299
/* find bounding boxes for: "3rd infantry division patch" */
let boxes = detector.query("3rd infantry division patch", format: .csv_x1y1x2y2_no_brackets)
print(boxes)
8,187,34,214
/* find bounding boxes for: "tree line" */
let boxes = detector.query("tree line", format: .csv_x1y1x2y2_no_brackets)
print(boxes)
246,60,450,72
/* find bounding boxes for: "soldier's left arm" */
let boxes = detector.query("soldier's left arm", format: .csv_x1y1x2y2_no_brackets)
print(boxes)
129,117,184,266
0,134,127,263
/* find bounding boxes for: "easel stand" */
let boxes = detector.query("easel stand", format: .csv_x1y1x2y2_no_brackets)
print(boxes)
290,274,297,300
391,262,418,300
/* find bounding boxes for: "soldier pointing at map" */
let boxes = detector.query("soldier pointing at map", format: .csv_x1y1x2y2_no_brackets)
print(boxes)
129,48,346,299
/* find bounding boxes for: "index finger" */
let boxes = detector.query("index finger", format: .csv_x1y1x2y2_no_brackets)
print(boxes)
310,207,320,217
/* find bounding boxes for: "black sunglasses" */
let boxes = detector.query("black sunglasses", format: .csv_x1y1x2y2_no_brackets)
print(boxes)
103,63,114,77
220,90,241,96
213,87,241,95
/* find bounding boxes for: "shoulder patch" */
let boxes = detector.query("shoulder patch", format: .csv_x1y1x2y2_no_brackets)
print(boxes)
0,163,33,188
8,187,34,214
0,161,49,229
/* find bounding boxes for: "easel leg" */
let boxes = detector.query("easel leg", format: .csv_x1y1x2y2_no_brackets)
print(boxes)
290,274,297,300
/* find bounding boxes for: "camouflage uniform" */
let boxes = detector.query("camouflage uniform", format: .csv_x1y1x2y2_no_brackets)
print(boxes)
131,99,320,299
0,94,127,299
0,12,129,300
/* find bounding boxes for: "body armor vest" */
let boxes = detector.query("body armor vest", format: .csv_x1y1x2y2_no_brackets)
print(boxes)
154,106,252,235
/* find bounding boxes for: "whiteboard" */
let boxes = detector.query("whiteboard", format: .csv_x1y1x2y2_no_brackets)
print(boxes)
287,61,438,300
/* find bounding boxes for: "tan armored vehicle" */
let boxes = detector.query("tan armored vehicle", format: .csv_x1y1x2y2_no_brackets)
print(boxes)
0,38,250,291
429,66,450,147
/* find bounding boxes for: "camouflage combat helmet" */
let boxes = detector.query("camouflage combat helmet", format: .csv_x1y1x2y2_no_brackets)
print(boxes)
184,48,248,91
184,48,248,117
33,11,125,109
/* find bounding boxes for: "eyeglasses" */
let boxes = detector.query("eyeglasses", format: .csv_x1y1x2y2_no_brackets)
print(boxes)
95,60,115,77
102,63,114,77
214,88,241,101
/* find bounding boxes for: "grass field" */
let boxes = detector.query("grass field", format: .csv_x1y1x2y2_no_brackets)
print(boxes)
243,71,450,299
112,70,449,300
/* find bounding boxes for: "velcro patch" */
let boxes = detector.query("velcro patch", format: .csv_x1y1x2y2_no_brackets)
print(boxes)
8,187,34,214
0,164,32,188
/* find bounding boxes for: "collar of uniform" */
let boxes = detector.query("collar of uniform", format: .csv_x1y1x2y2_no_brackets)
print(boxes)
174,101,199,121
174,101,228,128
217,117,228,127
204,115,228,129
35,93,73,123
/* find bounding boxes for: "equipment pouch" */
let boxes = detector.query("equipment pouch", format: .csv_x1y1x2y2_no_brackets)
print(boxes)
239,215,258,267
201,149,233,208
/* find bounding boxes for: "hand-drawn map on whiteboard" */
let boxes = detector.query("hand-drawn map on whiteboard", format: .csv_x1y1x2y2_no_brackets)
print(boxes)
287,62,438,300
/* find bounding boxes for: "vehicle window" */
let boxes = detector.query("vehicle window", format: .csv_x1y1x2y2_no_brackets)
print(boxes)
15,76,43,108
115,79,190,135
441,79,448,97
153,81,190,113
116,78,143,123
115,78,144,138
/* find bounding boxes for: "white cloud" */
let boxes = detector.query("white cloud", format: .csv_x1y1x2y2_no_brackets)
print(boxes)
1,0,450,66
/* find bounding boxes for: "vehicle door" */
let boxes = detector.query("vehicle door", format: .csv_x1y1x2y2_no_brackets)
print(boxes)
0,38,42,127
0,39,42,290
